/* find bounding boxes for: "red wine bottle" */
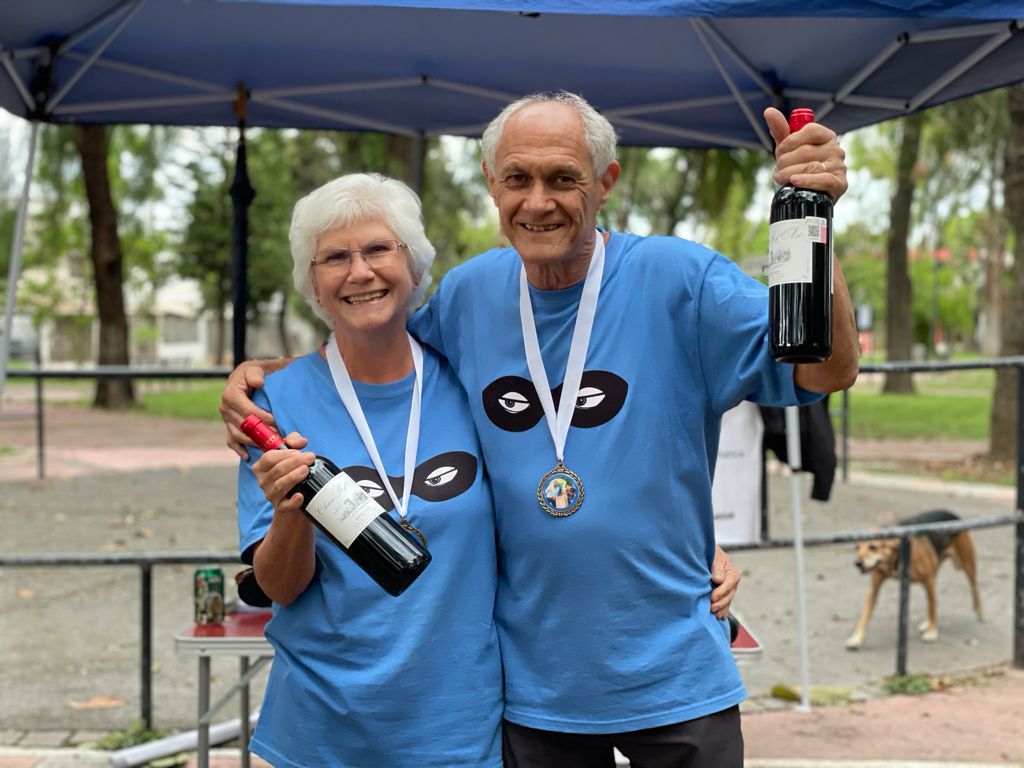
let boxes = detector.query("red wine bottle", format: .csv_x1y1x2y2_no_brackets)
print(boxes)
240,414,430,597
769,108,833,363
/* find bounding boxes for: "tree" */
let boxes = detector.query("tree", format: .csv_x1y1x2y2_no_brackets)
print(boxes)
988,82,1024,462
23,123,175,404
180,144,234,363
73,124,134,408
601,146,768,244
882,112,924,394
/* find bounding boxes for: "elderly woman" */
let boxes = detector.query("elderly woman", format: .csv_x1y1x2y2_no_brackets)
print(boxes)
236,173,502,767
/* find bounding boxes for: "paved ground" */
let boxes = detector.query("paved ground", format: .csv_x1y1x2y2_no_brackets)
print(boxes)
1,397,1022,766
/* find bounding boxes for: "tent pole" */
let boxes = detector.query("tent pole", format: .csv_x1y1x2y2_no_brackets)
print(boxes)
57,0,143,55
816,36,906,122
45,0,145,113
691,19,772,152
784,405,812,713
0,55,35,112
230,84,255,368
908,25,1016,112
0,121,40,405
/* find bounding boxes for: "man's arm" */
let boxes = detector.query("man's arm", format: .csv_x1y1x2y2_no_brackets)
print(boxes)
764,107,859,394
794,259,859,393
220,357,295,458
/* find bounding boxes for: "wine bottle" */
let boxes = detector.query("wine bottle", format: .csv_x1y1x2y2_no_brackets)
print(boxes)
240,414,431,597
768,107,833,364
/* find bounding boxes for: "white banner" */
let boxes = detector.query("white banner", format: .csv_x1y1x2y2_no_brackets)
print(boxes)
712,401,763,546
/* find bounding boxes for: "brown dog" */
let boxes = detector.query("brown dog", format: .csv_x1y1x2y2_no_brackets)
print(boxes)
845,509,983,650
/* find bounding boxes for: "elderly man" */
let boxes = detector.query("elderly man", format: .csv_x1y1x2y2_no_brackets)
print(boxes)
222,91,857,767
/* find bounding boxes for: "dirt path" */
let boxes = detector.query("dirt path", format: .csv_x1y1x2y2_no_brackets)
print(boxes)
743,668,1024,763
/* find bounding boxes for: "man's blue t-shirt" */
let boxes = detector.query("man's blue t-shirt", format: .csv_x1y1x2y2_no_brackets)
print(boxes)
409,231,817,733
237,350,503,767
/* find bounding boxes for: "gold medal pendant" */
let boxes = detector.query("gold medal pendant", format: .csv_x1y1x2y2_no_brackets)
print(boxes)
400,518,427,548
537,462,584,517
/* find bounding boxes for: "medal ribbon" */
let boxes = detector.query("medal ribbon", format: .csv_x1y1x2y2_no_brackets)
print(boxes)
325,333,422,523
518,232,606,466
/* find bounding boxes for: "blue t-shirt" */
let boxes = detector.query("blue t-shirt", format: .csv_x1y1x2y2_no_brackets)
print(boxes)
237,350,503,768
409,231,817,733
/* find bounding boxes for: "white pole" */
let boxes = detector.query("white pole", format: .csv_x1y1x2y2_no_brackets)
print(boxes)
785,404,812,712
0,120,40,407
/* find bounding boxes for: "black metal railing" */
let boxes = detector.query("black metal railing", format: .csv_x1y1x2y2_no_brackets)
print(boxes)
727,512,1024,676
2,359,1023,727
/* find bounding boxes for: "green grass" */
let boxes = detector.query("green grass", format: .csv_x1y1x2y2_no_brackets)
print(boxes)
884,674,934,696
836,392,990,440
833,366,994,440
136,382,224,421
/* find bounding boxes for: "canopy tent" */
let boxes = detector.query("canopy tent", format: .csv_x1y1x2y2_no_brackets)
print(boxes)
1,1,1021,151
1,0,1021,369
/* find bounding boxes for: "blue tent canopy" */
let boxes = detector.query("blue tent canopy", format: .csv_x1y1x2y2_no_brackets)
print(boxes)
1,0,1021,370
2,0,1021,151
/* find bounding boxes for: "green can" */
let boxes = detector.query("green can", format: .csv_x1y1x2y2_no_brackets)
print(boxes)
194,567,225,624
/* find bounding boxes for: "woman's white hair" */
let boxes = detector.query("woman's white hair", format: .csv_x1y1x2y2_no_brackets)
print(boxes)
290,173,435,326
481,90,618,176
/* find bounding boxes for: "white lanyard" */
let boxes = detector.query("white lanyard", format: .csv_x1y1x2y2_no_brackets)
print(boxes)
518,232,605,465
325,333,422,521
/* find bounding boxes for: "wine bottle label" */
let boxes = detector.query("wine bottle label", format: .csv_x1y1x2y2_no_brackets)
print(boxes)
768,216,828,287
305,471,382,548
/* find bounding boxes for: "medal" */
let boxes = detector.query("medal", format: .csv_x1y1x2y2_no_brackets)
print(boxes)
537,462,584,517
519,232,606,518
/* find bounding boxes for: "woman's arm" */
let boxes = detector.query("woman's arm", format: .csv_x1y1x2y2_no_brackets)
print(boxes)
250,433,318,605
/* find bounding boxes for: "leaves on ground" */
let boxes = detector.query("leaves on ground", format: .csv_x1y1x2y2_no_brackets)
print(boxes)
771,684,857,705
92,718,169,750
67,694,126,710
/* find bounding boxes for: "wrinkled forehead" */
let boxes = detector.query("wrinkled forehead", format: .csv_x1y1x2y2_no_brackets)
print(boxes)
496,102,592,169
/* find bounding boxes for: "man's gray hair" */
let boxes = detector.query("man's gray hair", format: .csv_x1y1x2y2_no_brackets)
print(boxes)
289,173,435,326
481,91,618,176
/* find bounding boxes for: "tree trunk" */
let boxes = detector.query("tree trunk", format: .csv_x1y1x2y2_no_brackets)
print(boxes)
215,280,228,366
73,124,135,409
988,83,1024,462
882,113,923,395
978,174,1006,357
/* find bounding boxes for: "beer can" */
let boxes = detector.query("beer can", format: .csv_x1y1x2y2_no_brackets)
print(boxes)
194,567,225,624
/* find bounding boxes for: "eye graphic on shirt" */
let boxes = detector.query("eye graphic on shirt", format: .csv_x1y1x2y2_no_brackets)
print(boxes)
574,386,605,409
425,466,457,487
551,371,628,428
341,451,478,509
483,370,628,431
356,479,386,499
413,451,478,502
482,376,543,432
498,391,532,414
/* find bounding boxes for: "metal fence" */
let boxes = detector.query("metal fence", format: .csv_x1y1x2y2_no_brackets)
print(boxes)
2,360,1024,727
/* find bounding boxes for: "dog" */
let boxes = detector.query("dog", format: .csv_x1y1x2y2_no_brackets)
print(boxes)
845,509,983,650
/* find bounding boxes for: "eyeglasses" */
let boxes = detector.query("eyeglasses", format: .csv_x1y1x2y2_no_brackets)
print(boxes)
311,239,407,271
